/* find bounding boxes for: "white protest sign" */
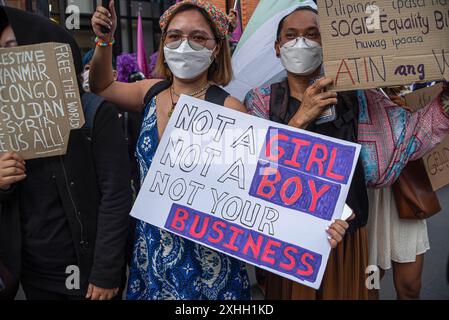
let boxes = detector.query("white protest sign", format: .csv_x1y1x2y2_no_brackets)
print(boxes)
131,95,361,289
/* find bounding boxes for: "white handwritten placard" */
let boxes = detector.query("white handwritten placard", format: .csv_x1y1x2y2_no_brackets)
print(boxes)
131,95,361,289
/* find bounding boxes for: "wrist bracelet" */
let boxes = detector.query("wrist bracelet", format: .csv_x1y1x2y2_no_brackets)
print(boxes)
95,36,115,47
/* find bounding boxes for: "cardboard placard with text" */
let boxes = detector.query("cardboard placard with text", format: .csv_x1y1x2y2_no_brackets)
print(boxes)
404,82,444,112
404,84,449,190
131,95,361,289
317,0,449,91
424,135,449,190
0,42,84,159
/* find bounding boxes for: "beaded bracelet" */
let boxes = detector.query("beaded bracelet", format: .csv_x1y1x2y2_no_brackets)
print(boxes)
95,36,115,47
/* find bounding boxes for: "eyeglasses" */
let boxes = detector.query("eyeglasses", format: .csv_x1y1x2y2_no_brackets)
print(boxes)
281,29,321,47
164,32,216,51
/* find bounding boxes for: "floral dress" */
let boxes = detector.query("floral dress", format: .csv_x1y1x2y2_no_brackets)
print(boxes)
126,97,251,300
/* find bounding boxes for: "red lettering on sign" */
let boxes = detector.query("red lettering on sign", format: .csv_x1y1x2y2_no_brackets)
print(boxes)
325,148,345,181
170,207,189,232
335,59,355,86
265,133,288,161
280,176,303,205
296,253,315,277
308,180,331,212
306,144,328,176
284,138,311,168
256,167,281,200
261,239,281,265
189,214,209,239
242,233,264,259
279,246,299,271
207,220,226,243
223,225,244,252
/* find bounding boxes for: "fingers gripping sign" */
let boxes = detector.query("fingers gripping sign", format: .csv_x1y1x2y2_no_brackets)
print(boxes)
0,152,26,190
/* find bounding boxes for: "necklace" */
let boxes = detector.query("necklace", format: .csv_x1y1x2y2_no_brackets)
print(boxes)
168,82,211,117
171,82,211,98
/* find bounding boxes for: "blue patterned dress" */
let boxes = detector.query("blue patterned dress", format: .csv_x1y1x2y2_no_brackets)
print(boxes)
126,97,251,300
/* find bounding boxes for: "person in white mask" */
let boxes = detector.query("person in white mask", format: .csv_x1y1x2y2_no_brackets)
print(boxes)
88,0,348,300
279,35,323,77
244,5,449,301
81,49,117,92
245,6,364,301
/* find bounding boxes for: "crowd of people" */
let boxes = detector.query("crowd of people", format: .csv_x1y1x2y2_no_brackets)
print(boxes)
0,0,448,300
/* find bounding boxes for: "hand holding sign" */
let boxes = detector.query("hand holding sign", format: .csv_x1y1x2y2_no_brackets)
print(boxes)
404,83,449,191
289,77,338,129
327,219,349,248
0,152,26,190
131,95,361,289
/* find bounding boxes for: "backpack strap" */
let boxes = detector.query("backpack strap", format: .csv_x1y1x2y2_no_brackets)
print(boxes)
269,80,290,123
333,91,359,139
143,80,171,107
142,82,229,109
205,85,230,105
81,92,105,131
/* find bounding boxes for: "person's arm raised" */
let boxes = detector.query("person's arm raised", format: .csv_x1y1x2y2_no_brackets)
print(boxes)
89,1,157,113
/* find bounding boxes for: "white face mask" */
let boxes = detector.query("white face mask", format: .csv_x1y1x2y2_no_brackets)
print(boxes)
280,37,323,76
82,69,90,92
164,40,214,80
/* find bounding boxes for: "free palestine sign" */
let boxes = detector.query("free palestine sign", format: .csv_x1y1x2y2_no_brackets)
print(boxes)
0,42,84,159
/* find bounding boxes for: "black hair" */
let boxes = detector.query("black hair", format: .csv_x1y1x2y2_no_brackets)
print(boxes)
0,6,9,36
276,6,318,41
128,71,146,83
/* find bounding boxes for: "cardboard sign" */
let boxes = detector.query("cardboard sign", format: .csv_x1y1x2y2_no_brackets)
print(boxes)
0,42,84,159
130,95,361,289
404,84,449,190
424,135,449,190
404,82,444,112
317,0,449,91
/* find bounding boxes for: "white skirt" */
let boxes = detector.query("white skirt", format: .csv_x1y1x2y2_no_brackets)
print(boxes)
367,187,430,270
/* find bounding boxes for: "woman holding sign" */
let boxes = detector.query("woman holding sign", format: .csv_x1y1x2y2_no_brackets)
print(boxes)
89,0,350,300
244,5,449,300
0,6,132,300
